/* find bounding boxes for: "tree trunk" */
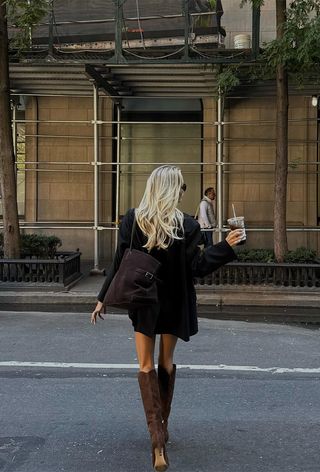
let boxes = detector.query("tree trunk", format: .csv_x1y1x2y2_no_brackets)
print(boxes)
0,2,20,258
274,0,288,262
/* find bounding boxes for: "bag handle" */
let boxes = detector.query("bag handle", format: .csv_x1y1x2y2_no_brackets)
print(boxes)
194,203,200,219
129,211,137,251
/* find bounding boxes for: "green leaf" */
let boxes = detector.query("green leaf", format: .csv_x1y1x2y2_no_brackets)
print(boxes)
0,233,62,259
6,0,49,51
216,67,240,94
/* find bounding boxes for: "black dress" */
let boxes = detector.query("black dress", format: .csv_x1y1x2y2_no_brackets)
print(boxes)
97,208,236,342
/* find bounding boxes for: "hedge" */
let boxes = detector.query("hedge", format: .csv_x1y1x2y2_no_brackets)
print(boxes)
0,233,62,259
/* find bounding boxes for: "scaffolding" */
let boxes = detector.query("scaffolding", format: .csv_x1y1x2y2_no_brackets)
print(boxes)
8,0,260,64
1,84,319,270
3,1,320,267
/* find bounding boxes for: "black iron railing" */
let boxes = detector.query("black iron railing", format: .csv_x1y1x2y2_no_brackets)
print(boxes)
196,262,320,288
0,251,81,286
8,0,261,64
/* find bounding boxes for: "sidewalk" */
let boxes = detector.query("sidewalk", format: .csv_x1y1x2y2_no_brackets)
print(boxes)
0,269,320,322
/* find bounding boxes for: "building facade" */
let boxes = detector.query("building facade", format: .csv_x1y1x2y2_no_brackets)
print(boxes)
3,0,320,265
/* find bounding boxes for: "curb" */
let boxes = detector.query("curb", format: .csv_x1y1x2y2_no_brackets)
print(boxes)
1,287,320,323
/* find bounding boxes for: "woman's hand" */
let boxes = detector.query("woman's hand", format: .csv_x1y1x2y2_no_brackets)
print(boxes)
225,229,244,247
91,301,105,325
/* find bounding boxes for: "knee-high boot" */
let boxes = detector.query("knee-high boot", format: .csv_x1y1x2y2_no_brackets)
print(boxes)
138,370,169,472
157,364,176,443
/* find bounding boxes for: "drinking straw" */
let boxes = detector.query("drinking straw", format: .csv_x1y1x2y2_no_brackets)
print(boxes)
232,204,236,219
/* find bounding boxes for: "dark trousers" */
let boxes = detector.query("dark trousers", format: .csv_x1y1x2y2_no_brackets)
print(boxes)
202,229,213,247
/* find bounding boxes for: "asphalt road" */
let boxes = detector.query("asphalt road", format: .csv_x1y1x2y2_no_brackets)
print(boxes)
0,312,320,472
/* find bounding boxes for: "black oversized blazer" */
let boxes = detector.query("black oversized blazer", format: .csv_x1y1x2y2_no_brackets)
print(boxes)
98,209,236,342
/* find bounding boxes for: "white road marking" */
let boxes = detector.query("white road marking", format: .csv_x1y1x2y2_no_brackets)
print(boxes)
0,361,319,374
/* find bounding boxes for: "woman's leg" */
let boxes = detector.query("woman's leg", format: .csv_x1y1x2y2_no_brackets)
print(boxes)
158,334,178,443
203,230,213,247
135,331,156,372
135,332,168,471
158,334,178,372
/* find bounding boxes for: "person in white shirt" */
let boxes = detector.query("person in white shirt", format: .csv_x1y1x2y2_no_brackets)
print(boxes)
197,187,216,247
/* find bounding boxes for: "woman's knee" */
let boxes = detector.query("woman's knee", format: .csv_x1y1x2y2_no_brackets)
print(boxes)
139,363,155,373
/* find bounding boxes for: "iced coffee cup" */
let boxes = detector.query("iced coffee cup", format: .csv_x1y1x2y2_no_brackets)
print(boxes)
227,216,246,245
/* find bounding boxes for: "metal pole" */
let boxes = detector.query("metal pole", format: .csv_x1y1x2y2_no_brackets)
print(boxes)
252,4,261,59
1,224,320,233
12,102,17,167
317,97,320,225
114,0,126,63
90,84,104,275
217,88,224,242
48,0,54,57
27,0,32,46
37,11,218,27
183,0,190,60
115,104,121,248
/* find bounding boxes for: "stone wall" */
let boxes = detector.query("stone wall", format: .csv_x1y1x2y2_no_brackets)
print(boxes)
224,95,318,250
25,96,114,261
24,93,319,261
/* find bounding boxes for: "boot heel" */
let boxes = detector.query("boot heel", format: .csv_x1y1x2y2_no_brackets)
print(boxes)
154,447,168,471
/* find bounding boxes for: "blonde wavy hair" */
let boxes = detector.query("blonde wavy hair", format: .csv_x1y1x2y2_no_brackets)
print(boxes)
135,165,185,251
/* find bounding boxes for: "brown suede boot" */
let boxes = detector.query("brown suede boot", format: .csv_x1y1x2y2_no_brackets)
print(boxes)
158,364,176,443
138,370,169,471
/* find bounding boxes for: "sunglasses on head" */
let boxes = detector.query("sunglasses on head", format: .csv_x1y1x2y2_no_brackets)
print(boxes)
181,183,187,192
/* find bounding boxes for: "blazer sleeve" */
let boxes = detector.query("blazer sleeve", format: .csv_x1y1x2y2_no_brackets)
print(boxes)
97,210,133,303
186,221,237,278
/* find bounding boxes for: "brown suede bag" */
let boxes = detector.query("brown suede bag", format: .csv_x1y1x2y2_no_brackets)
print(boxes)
104,217,161,310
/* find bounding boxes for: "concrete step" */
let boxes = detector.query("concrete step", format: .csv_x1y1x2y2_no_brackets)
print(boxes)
1,285,319,323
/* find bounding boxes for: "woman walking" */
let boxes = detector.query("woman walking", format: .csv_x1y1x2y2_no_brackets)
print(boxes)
91,165,241,471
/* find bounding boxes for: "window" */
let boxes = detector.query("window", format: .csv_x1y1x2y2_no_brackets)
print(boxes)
118,98,202,217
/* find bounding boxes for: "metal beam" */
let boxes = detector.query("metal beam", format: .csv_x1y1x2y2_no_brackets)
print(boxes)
48,0,55,57
10,53,255,66
183,0,190,60
85,64,126,101
11,74,88,80
11,85,91,91
252,4,261,59
9,65,85,73
112,0,127,64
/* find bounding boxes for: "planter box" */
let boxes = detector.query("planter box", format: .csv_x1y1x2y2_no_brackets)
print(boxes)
0,251,81,290
196,262,320,288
